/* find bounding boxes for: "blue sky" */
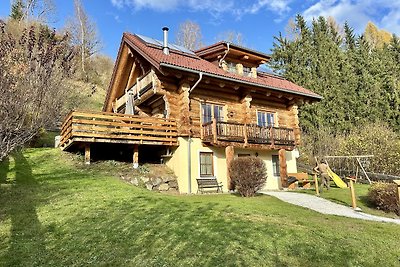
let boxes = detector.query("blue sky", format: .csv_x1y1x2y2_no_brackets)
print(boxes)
1,0,400,59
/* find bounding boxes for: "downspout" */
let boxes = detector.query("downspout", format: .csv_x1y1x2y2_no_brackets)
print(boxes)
187,72,203,194
188,134,192,194
218,42,230,67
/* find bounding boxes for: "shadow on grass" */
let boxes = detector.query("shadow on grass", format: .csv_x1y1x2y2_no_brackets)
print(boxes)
0,157,9,184
1,152,47,266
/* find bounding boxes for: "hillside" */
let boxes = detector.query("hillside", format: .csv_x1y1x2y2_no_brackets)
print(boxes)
0,148,399,266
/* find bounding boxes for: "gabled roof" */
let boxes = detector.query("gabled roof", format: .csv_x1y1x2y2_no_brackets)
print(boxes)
195,41,271,61
104,33,321,110
123,33,321,99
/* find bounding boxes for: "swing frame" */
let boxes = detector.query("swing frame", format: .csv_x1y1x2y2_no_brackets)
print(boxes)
322,155,374,184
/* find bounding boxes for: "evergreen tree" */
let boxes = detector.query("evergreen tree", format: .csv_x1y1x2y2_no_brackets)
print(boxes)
10,0,24,21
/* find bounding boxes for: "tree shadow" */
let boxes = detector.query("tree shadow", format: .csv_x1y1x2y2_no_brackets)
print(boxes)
0,157,9,184
3,152,47,266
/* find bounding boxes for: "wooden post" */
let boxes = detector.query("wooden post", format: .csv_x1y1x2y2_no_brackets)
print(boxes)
226,146,234,191
314,173,320,196
133,144,139,169
244,124,248,146
347,177,357,209
212,118,217,143
279,149,287,188
84,143,90,165
394,180,400,205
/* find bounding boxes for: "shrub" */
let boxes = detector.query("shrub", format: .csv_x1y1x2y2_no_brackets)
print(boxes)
229,157,267,197
367,182,399,215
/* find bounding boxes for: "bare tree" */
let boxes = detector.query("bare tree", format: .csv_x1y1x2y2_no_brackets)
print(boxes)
216,30,244,45
65,0,101,75
10,0,57,23
175,20,203,51
0,20,75,160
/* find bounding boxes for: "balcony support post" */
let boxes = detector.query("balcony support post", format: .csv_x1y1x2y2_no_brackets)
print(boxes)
225,146,235,191
212,118,218,143
84,143,91,165
279,149,288,188
133,144,139,169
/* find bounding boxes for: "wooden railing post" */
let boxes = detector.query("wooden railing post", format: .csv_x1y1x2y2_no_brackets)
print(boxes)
244,124,248,146
270,127,275,146
212,118,218,143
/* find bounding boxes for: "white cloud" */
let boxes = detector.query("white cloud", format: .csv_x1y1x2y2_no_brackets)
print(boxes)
110,0,234,13
110,0,291,23
302,0,400,35
246,0,292,15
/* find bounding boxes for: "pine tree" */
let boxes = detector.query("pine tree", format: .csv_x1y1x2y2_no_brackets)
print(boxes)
10,0,24,21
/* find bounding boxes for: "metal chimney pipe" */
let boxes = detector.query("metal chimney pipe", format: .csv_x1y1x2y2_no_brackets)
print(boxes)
162,27,169,55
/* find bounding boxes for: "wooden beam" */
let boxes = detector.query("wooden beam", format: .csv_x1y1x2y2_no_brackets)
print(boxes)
84,143,90,165
226,146,234,191
133,144,139,169
279,149,287,188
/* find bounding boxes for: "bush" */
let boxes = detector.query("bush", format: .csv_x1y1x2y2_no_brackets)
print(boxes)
367,182,399,215
229,157,267,197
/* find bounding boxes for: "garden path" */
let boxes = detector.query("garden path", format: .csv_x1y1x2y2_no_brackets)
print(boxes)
261,191,400,225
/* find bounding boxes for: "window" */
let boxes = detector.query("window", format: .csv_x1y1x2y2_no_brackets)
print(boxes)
257,111,275,127
272,155,280,176
243,66,252,76
200,152,214,176
201,103,224,124
227,62,236,73
238,154,251,157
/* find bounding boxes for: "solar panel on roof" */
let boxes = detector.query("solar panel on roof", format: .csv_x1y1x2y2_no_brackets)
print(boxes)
136,34,196,55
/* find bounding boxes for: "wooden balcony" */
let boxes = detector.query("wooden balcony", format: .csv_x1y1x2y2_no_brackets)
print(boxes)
60,110,178,151
201,119,295,150
114,70,157,112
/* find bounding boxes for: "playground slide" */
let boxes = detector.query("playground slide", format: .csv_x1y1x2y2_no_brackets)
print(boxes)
327,167,348,188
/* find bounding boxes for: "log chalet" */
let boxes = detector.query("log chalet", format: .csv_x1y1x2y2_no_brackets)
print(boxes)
60,27,321,193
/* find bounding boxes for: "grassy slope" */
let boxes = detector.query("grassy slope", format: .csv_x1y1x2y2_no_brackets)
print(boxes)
1,149,399,267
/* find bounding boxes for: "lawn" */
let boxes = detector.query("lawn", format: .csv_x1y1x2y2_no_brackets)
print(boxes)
1,148,400,266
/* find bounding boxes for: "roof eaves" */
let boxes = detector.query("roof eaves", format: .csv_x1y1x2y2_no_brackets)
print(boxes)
159,62,322,100
124,33,161,69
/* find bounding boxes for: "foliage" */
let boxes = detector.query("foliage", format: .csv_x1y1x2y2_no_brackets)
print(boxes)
1,148,400,266
229,157,267,197
299,122,400,175
270,15,400,135
364,21,393,49
337,123,400,174
0,21,75,160
368,182,399,215
10,0,24,21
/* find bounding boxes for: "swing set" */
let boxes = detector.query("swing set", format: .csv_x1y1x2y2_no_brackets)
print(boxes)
321,155,374,184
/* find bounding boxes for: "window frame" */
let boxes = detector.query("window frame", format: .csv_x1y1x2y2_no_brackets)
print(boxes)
256,110,277,127
201,102,225,124
272,155,280,177
199,152,214,177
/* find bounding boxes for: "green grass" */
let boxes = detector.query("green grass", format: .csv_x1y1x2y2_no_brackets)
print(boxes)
1,148,400,266
295,182,400,219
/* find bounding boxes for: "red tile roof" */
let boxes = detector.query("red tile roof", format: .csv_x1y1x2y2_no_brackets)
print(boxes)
123,33,321,99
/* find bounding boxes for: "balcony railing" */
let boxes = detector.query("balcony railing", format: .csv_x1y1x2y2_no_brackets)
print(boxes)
60,110,178,150
202,119,295,147
114,70,155,112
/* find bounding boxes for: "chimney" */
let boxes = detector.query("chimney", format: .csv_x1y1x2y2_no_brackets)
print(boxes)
162,27,169,55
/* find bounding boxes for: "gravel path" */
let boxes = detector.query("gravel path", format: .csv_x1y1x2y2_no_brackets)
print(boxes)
261,191,400,225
